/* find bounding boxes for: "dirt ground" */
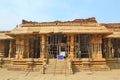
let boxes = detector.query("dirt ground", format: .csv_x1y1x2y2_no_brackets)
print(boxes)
0,69,120,80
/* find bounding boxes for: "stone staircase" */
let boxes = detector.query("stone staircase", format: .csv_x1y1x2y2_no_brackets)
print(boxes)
45,59,72,74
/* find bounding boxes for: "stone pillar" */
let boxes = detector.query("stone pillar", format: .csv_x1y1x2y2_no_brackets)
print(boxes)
9,40,13,58
91,35,103,59
15,38,19,59
67,35,70,58
108,38,113,58
0,40,4,58
90,35,109,70
24,37,29,58
45,35,48,58
29,38,34,58
97,37,103,59
15,37,24,59
69,34,74,58
40,34,45,58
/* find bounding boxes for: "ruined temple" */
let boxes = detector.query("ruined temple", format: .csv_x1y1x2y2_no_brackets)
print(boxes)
0,17,120,74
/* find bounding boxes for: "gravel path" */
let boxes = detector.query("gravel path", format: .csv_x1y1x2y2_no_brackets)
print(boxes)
0,69,120,80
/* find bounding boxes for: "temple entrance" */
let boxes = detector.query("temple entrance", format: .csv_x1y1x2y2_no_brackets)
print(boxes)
48,34,67,58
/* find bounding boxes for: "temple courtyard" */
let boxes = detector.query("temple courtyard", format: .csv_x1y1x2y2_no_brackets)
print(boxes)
0,69,120,80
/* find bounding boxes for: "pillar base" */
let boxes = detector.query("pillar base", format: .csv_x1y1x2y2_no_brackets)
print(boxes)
68,52,74,58
15,54,23,59
92,53,103,60
0,53,3,58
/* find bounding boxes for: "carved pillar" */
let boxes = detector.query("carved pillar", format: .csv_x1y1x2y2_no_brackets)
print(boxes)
91,35,103,59
45,35,48,58
15,38,19,59
24,36,29,58
15,36,24,59
0,40,4,58
40,34,45,58
108,38,113,58
69,34,74,58
9,40,14,58
20,39,24,59
67,35,70,58
97,36,102,59
91,35,109,70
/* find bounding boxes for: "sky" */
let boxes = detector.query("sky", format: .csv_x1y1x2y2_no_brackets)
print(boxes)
0,0,120,30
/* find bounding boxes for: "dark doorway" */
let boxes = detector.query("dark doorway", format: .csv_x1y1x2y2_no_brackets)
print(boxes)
75,34,90,58
29,36,40,58
102,39,108,58
4,40,10,58
33,38,40,58
112,39,120,58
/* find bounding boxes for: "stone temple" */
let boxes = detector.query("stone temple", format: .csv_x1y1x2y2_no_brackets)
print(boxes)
0,17,120,74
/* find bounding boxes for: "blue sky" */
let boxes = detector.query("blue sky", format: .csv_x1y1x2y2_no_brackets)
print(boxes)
0,0,120,30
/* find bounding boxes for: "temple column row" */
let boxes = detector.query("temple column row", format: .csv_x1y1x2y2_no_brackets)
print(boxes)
13,34,105,59
14,34,46,59
1,34,106,59
0,39,15,58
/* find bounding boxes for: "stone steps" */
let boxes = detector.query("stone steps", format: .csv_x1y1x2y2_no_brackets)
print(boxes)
7,65,27,71
45,59,72,74
107,63,120,69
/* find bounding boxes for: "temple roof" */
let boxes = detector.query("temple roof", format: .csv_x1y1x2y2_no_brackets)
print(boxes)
106,32,120,38
102,23,120,38
1,17,120,39
9,25,111,35
8,17,113,35
22,17,97,24
0,31,13,40
103,23,120,28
